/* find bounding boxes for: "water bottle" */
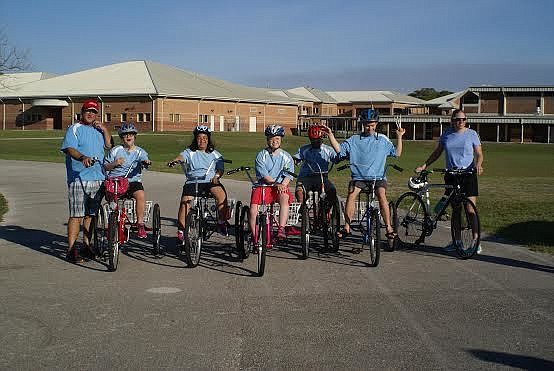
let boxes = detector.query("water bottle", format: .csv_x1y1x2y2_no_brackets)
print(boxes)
434,196,448,214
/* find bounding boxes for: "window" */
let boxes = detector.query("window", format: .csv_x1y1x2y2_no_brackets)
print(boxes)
198,114,208,123
314,107,319,114
144,113,151,122
278,108,285,114
137,113,144,122
249,107,257,113
75,113,81,121
170,113,181,123
105,113,111,122
121,113,127,122
31,113,42,121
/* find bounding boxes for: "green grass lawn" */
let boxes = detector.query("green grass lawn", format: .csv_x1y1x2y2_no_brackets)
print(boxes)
1,130,553,251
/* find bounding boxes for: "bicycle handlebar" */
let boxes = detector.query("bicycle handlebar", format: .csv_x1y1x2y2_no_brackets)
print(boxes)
227,166,251,175
337,163,403,174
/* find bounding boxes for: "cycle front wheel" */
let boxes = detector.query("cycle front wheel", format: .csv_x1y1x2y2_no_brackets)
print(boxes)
152,203,162,256
93,207,107,259
257,214,268,277
368,210,381,267
395,192,427,248
451,197,481,259
184,210,202,267
238,205,250,260
107,212,120,272
300,203,309,259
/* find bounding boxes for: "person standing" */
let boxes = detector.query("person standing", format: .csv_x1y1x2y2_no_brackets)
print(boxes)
61,99,113,262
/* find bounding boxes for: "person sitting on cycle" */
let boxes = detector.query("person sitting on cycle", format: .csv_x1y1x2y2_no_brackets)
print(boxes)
293,124,338,204
249,124,295,240
104,122,152,239
169,125,230,240
328,109,405,241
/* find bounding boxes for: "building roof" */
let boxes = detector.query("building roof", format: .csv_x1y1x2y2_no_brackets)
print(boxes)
0,72,56,88
426,90,467,108
0,61,299,105
469,85,554,93
285,86,337,103
326,90,426,105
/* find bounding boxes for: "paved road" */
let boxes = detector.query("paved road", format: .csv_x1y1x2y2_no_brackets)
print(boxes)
1,160,553,370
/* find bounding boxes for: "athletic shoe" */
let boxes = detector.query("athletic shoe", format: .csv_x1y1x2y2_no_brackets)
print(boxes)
137,223,147,239
444,241,459,252
217,221,230,236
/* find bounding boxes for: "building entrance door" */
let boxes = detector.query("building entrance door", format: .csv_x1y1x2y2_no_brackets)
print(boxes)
249,116,256,132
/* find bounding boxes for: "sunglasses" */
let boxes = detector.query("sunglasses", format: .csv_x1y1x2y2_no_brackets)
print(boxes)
84,109,98,114
453,117,467,122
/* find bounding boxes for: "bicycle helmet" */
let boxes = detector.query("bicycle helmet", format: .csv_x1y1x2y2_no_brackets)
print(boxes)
81,99,99,113
193,125,211,136
265,124,285,137
358,109,379,123
408,175,428,191
308,125,324,140
118,122,137,136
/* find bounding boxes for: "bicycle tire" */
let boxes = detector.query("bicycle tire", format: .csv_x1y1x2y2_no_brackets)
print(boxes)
234,201,243,255
395,192,427,248
257,214,267,277
152,203,162,256
107,212,120,271
326,199,341,252
451,197,481,259
184,210,202,267
92,207,107,259
300,203,309,259
384,200,397,252
368,209,381,267
238,205,250,260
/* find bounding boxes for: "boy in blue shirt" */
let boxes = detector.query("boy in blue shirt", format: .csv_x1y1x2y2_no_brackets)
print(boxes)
328,109,405,248
104,122,152,238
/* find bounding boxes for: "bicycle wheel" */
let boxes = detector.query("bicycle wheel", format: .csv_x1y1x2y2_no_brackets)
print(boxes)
300,203,310,259
395,192,427,248
451,197,481,259
239,205,250,260
368,209,381,267
92,207,107,259
107,212,120,271
324,199,341,252
184,209,202,267
257,214,268,277
152,203,162,256
384,200,397,252
234,201,243,256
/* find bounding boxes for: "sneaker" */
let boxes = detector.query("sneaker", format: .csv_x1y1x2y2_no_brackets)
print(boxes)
217,221,230,236
65,248,84,263
473,240,482,254
444,241,459,252
137,223,147,239
177,230,184,242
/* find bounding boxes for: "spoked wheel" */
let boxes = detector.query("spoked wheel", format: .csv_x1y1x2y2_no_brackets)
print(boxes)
367,210,381,267
384,200,397,252
395,192,427,248
451,197,481,259
107,212,120,271
234,201,243,257
184,210,202,267
257,214,267,277
238,205,251,260
327,200,341,252
151,203,162,256
300,203,310,259
92,207,107,259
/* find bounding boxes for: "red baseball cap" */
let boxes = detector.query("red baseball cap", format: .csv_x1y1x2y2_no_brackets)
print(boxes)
81,99,99,113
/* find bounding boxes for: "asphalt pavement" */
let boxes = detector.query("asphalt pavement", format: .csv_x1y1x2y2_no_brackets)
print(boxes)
0,160,553,370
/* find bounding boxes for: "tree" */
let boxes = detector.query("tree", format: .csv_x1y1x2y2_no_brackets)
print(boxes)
0,29,30,75
408,88,453,101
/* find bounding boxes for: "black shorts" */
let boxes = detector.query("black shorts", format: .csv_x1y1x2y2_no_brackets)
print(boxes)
181,182,226,197
444,172,478,197
349,179,387,193
124,181,144,198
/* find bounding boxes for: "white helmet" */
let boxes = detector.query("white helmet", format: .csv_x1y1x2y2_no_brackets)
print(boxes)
408,176,427,191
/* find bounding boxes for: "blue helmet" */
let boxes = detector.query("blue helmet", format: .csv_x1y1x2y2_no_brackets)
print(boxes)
358,109,379,123
264,124,285,137
118,122,137,136
193,125,211,136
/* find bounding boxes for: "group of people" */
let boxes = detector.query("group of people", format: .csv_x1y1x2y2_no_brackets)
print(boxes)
61,99,484,263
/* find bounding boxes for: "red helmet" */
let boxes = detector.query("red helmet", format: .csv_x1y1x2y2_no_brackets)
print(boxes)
308,125,324,140
81,99,99,113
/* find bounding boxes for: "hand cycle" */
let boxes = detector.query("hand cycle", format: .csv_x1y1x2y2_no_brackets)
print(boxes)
337,163,403,267
228,166,297,277
93,156,162,271
169,158,232,268
394,168,481,259
297,158,341,257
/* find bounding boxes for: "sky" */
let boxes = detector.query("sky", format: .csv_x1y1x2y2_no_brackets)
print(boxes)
1,0,554,93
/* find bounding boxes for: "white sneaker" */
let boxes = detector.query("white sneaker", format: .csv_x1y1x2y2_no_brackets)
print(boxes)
476,244,482,254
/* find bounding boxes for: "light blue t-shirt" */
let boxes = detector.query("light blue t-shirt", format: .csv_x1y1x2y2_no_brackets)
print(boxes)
294,143,337,178
255,148,294,184
339,133,397,180
180,148,224,184
440,128,481,170
60,122,106,183
105,145,149,182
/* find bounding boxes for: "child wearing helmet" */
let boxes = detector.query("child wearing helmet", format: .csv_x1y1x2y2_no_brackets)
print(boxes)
249,124,295,240
104,122,152,238
293,124,338,204
327,109,406,246
169,125,231,238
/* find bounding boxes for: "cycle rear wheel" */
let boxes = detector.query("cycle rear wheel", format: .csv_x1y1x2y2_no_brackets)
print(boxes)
395,192,427,248
451,197,480,259
300,203,309,259
93,207,107,259
184,210,202,267
368,210,381,267
324,199,341,252
238,205,250,260
234,201,243,256
384,200,397,252
257,214,267,277
107,212,120,271
152,203,162,256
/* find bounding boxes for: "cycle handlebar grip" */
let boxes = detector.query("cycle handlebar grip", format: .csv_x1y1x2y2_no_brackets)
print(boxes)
223,159,232,164
227,168,239,175
283,170,298,178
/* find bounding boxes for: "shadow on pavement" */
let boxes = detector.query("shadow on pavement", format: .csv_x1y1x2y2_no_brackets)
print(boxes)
467,349,554,370
491,220,554,248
